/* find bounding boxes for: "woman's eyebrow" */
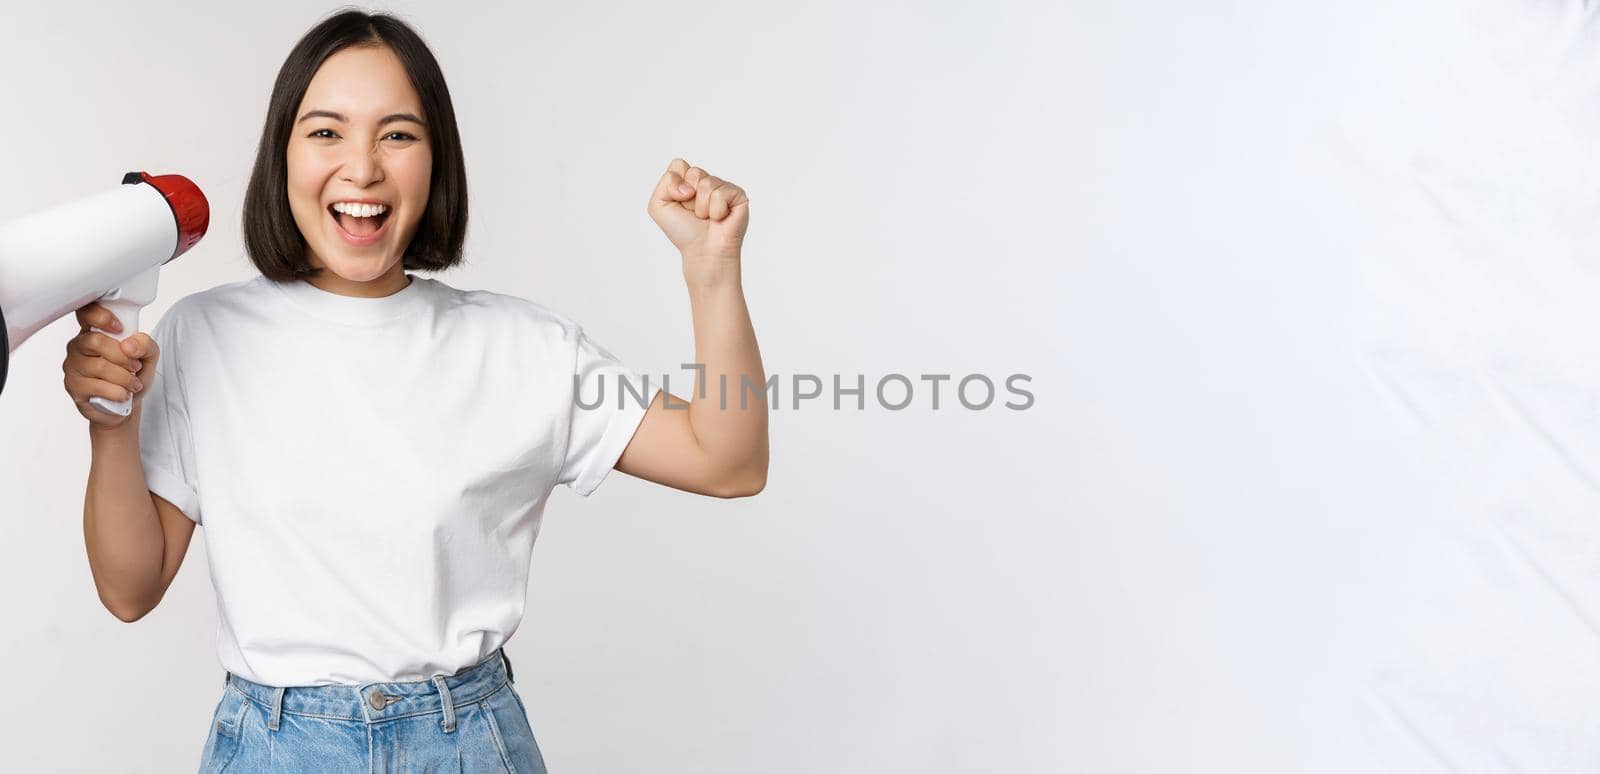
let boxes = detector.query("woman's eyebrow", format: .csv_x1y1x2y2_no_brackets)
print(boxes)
296,109,426,127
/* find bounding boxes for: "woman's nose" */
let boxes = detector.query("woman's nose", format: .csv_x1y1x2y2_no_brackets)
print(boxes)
338,143,385,186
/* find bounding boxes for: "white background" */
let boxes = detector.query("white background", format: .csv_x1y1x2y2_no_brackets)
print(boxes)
2,0,1595,771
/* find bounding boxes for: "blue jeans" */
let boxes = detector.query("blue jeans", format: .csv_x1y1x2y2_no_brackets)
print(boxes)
199,649,548,773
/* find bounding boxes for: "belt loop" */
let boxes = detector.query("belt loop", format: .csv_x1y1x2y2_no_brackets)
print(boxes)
432,676,457,733
502,649,515,685
268,686,286,732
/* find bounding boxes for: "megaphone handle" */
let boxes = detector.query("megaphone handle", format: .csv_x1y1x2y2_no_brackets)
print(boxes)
87,298,143,417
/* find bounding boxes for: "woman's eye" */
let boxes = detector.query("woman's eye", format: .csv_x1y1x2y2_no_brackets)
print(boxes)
305,129,416,141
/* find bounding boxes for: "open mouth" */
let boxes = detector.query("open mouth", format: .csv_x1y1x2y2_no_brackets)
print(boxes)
327,203,392,244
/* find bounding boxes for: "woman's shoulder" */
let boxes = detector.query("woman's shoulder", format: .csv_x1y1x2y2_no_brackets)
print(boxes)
153,275,270,331
431,279,584,339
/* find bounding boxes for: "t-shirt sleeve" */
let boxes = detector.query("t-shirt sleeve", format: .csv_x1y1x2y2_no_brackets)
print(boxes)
137,307,202,524
557,325,660,497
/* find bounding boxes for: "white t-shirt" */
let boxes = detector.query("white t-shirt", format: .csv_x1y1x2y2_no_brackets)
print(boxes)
137,273,660,687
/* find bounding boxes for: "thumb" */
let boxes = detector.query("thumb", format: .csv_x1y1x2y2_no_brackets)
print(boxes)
121,333,159,368
652,170,694,209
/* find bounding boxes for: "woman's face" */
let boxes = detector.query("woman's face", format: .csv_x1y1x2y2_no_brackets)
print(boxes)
287,44,432,294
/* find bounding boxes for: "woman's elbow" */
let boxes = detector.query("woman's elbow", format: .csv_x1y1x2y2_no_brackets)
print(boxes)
99,591,155,623
716,463,767,499
105,602,150,624
729,475,766,499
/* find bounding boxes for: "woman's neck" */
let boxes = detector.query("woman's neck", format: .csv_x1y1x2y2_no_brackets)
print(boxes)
305,263,412,298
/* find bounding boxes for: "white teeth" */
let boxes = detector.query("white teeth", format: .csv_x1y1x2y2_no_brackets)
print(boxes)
331,202,389,217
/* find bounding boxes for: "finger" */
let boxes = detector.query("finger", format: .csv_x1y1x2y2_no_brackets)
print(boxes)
667,172,693,201
73,303,99,329
722,184,749,210
74,303,123,334
69,331,143,371
708,186,730,221
711,183,746,219
668,158,690,177
69,355,143,394
63,351,141,393
685,166,707,186
672,174,702,214
120,332,157,364
694,175,720,219
652,169,694,208
65,371,138,405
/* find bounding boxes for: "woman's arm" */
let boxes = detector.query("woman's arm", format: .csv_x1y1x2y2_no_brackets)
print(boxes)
66,304,196,620
617,280,768,498
614,159,768,498
84,415,196,621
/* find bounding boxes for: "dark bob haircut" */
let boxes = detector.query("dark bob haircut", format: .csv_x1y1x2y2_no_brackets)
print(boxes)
243,9,468,281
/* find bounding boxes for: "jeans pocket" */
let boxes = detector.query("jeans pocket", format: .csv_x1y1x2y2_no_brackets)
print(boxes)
199,686,247,774
481,683,548,774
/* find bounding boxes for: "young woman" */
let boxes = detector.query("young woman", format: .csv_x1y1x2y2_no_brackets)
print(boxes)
64,10,767,772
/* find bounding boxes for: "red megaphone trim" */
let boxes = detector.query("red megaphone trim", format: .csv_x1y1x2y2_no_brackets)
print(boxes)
123,171,209,261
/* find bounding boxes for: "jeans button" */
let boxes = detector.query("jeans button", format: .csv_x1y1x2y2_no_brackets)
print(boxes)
369,691,402,710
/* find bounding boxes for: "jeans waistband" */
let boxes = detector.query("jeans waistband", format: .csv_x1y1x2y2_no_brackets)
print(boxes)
224,649,513,726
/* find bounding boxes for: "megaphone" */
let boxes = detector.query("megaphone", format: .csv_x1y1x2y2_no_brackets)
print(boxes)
0,171,209,416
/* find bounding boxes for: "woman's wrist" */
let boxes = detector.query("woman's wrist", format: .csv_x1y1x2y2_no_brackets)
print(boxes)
681,251,743,294
88,412,141,446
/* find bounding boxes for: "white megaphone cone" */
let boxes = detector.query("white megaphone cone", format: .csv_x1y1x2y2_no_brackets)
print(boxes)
0,171,209,415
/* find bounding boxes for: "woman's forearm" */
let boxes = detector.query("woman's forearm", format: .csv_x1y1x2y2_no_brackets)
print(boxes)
684,271,769,489
84,414,166,621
